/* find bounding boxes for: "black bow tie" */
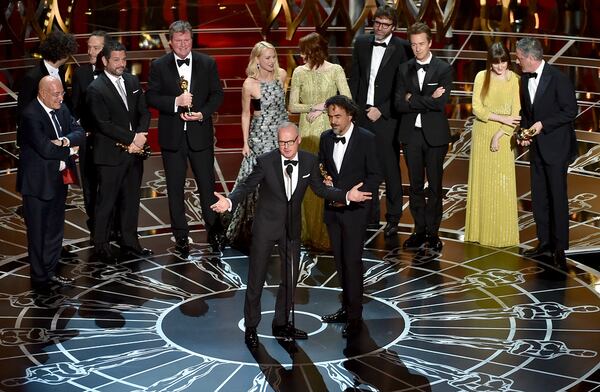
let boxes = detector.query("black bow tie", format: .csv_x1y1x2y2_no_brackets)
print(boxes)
373,41,387,48
523,72,538,79
284,159,298,166
176,58,190,67
416,63,429,72
334,136,346,144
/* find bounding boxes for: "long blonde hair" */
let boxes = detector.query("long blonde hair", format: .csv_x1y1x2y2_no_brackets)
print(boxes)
246,41,280,79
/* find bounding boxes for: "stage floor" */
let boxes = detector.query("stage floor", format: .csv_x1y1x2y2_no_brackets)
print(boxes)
0,152,599,391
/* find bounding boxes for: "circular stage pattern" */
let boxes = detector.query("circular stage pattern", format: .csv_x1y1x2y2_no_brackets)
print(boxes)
0,233,599,391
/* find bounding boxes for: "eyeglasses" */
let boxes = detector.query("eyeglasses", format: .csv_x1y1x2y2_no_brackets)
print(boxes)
373,20,394,29
277,136,298,148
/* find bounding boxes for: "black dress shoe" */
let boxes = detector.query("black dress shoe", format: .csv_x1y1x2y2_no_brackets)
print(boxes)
403,232,427,249
245,327,258,349
426,235,443,252
342,319,362,338
523,244,552,258
383,222,399,237
321,308,348,323
49,274,74,286
554,249,567,269
175,237,190,255
92,248,118,264
121,245,154,258
273,323,308,340
60,247,77,259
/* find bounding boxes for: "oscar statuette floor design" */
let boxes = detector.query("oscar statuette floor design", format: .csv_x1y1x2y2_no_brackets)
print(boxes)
0,231,599,391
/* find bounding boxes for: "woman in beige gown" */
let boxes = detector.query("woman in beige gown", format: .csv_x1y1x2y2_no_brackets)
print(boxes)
289,32,351,250
464,42,521,247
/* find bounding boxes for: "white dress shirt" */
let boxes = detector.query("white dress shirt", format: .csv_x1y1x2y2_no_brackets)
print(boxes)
104,71,132,130
43,60,60,79
281,153,299,200
528,60,545,105
414,52,432,128
366,34,392,106
333,123,354,172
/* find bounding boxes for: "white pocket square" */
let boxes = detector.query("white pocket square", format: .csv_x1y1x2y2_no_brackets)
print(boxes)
132,89,140,94
302,173,310,178
427,83,438,86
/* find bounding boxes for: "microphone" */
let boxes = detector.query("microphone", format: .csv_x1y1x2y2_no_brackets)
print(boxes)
286,164,294,176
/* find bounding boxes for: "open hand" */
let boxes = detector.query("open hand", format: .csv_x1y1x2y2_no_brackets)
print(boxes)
210,192,230,213
347,182,372,203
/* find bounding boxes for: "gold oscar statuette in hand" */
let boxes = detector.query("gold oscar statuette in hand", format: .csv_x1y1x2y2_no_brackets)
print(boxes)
178,76,192,115
515,126,537,141
319,163,345,207
115,142,152,159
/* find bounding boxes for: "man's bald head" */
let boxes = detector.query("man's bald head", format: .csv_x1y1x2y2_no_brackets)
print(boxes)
38,76,64,110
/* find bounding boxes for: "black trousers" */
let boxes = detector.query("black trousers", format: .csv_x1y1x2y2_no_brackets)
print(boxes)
530,144,570,250
403,127,448,236
161,134,218,240
22,183,67,285
357,111,402,223
94,155,143,250
326,206,370,320
244,231,300,328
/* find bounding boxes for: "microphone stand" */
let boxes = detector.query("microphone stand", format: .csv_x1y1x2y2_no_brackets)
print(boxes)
285,163,295,343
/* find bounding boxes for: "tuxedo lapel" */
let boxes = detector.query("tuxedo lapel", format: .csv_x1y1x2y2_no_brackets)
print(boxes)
272,154,287,198
422,56,437,88
378,42,396,73
100,73,128,112
533,64,551,107
338,130,357,175
408,59,419,92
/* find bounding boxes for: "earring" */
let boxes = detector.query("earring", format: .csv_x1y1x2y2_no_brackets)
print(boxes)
257,64,260,69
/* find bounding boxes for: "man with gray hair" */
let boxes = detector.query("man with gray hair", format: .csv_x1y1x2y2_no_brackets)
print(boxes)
515,37,577,267
211,122,371,349
147,20,225,255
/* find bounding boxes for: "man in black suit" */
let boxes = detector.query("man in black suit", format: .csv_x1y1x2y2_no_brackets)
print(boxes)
17,76,85,292
87,40,152,262
515,37,578,267
394,22,453,252
71,30,107,236
146,20,224,255
211,122,372,349
16,30,78,260
16,30,77,120
319,95,382,337
349,5,411,236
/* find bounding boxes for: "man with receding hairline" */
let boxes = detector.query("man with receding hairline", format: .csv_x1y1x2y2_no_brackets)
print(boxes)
17,76,85,293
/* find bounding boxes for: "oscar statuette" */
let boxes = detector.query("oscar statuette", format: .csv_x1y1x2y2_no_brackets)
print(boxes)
320,164,345,208
178,76,192,115
515,126,537,141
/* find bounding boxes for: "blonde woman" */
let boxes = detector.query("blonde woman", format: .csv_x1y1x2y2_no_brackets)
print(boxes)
465,42,521,247
289,32,351,250
227,41,288,250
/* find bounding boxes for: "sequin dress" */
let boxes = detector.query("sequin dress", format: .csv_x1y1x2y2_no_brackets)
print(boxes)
226,79,289,250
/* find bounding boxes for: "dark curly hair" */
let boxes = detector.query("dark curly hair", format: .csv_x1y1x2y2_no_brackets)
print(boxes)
325,95,358,118
299,32,328,69
38,30,78,63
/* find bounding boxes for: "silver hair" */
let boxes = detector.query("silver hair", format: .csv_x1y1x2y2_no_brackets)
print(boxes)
277,121,299,135
516,37,544,61
169,20,193,40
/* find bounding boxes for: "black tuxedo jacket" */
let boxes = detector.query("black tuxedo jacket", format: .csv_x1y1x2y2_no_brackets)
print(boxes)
228,149,346,241
395,55,453,146
16,100,84,200
319,126,382,223
16,60,69,121
71,64,96,129
146,51,224,151
349,34,411,123
519,63,578,165
86,72,150,166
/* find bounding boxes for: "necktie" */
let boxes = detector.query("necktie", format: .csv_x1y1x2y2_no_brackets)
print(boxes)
524,72,538,79
373,41,387,48
177,58,190,67
50,110,63,136
416,63,429,72
284,159,298,166
115,77,128,109
334,136,346,144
